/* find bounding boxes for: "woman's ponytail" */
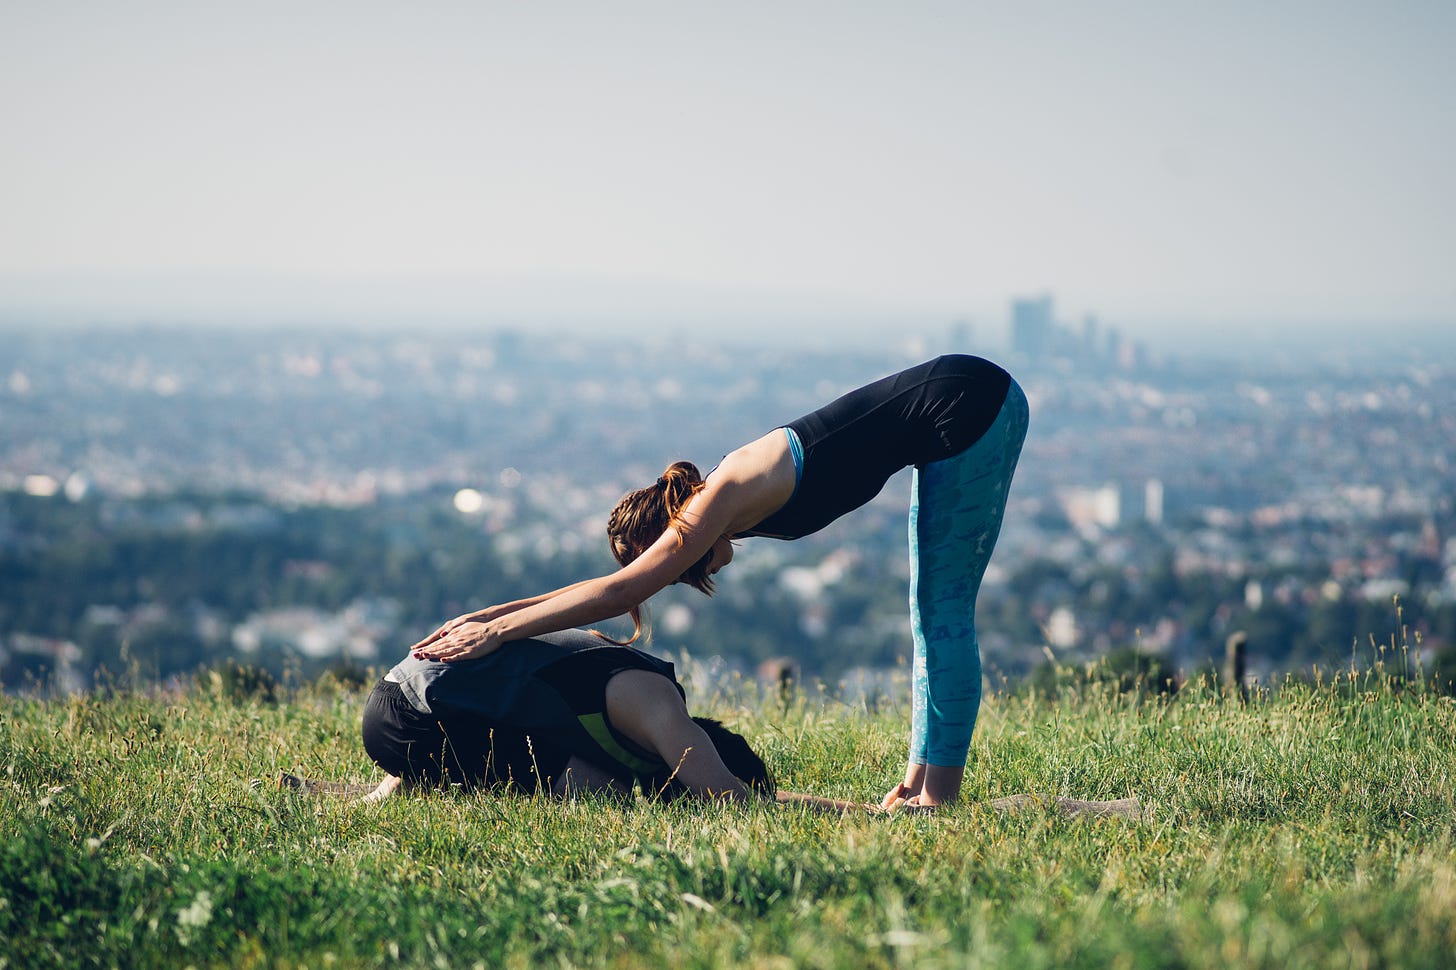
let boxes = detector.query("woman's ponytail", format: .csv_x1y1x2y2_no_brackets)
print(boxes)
656,460,705,522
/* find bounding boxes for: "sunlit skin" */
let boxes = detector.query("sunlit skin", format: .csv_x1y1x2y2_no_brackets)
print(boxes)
408,429,963,808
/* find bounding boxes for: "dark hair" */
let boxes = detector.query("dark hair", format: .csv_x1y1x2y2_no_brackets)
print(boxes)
647,716,775,801
600,460,715,645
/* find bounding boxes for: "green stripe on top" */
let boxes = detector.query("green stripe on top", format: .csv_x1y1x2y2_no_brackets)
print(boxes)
578,712,660,776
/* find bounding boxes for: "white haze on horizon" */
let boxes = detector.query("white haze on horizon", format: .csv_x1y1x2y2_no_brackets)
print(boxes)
2,2,1452,354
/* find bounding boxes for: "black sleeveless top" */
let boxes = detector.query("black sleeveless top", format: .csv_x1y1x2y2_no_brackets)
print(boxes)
741,355,1012,540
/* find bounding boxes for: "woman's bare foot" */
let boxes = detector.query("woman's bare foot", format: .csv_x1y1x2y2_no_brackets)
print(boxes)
360,775,403,803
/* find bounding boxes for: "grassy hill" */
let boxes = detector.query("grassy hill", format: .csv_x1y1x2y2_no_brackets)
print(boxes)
3,661,1454,969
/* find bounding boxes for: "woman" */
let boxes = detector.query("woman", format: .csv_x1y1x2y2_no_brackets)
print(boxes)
365,627,774,802
412,354,1029,808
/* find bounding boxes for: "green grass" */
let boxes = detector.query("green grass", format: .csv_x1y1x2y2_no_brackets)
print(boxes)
3,664,1454,969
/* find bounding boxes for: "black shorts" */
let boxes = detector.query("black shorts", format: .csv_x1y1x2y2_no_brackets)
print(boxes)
361,680,570,791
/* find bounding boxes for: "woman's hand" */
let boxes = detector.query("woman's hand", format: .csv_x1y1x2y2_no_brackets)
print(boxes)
410,619,504,662
408,608,498,654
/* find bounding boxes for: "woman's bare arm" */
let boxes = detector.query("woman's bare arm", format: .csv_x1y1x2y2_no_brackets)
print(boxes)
412,450,787,662
606,673,888,812
408,578,598,653
411,526,717,660
411,431,798,662
604,670,758,803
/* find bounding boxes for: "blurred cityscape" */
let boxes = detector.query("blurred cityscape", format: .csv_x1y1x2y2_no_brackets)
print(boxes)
3,301,1454,694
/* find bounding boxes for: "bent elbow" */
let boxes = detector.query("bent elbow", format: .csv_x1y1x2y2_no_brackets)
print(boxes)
589,583,641,623
603,573,667,617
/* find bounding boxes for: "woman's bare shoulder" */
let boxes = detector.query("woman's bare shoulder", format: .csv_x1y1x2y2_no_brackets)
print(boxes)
706,431,795,518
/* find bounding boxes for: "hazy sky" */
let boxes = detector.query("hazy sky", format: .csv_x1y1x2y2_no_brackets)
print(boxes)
2,1,1452,346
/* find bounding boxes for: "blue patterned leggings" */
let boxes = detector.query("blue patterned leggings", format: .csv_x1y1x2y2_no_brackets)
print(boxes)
908,379,1029,766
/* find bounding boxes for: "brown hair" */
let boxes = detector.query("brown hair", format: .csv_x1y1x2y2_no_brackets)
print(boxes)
597,461,716,645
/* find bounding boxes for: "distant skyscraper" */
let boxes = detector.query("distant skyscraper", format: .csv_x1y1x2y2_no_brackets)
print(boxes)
1145,478,1164,525
1010,294,1055,359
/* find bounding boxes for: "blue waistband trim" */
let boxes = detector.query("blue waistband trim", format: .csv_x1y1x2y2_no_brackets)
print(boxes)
784,426,804,492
